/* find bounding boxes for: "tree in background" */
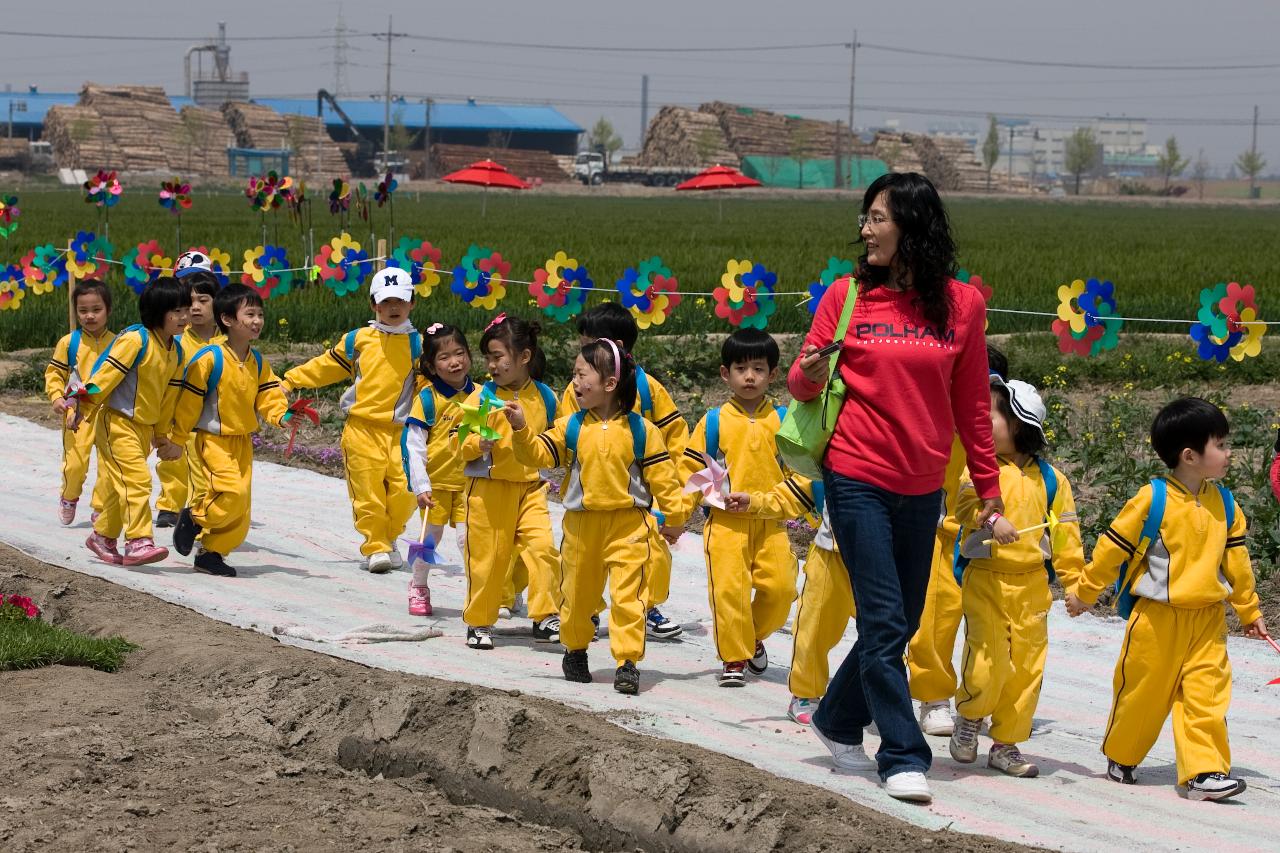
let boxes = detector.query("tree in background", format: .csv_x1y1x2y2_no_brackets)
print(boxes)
1157,135,1189,190
789,123,813,188
1236,148,1267,198
1191,148,1210,200
982,115,1000,191
388,109,413,154
587,118,623,161
1064,127,1100,195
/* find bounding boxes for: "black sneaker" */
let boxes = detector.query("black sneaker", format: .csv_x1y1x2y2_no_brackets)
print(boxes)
193,550,236,578
747,641,768,675
1184,772,1246,802
562,649,592,683
532,615,560,643
466,626,494,650
591,613,601,641
645,607,683,639
614,661,639,695
155,510,179,529
173,507,201,557
1107,760,1138,785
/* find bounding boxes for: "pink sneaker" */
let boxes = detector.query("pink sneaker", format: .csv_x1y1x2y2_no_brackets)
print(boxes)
91,511,101,524
122,537,169,566
85,532,123,565
408,584,432,617
59,498,78,526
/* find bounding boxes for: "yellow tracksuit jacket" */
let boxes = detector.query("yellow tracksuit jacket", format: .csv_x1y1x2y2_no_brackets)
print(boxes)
1073,477,1260,784
953,456,1084,744
45,328,114,508
513,409,690,666
83,327,185,541
560,370,690,609
451,380,562,627
403,376,476,529
284,328,419,556
171,343,288,556
908,434,968,703
157,326,226,514
682,398,810,664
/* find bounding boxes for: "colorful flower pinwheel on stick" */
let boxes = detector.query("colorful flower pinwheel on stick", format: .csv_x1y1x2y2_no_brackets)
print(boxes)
24,244,69,294
1052,277,1123,357
0,264,25,311
241,245,294,299
246,171,294,245
375,170,398,243
529,251,590,322
83,170,122,240
65,231,113,281
456,385,505,443
715,259,778,330
956,268,995,329
1189,281,1265,363
122,240,171,294
313,232,371,297
806,257,854,314
282,398,319,458
159,178,192,247
616,256,681,329
0,194,20,242
451,244,509,311
328,177,351,231
392,238,443,298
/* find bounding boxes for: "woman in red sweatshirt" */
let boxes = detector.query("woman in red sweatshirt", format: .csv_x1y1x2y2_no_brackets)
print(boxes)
789,172,1002,804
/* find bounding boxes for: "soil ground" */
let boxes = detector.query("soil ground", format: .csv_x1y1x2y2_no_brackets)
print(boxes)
0,544,1034,853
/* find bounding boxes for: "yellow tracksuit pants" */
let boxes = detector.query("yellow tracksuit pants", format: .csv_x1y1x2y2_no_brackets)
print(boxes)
561,508,653,666
954,568,1051,745
61,412,110,511
93,410,156,541
788,544,857,700
1102,598,1232,785
908,532,964,703
427,488,466,528
642,528,673,610
190,433,253,556
703,512,798,664
463,478,562,626
501,550,530,610
341,417,417,557
156,434,209,514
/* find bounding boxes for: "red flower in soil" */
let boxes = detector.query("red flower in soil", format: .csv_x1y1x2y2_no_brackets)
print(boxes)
0,593,41,618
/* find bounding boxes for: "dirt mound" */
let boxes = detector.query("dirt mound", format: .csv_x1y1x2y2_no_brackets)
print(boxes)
0,545,1036,852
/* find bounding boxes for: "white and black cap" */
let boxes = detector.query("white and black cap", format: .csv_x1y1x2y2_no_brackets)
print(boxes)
369,266,415,303
989,375,1047,442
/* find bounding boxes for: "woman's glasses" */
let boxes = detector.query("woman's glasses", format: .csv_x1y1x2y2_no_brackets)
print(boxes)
858,213,891,229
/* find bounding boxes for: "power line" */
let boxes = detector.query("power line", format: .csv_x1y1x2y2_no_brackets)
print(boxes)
0,28,338,42
857,41,1280,72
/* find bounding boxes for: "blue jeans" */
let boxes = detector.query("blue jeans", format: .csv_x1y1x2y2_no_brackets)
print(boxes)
813,471,941,780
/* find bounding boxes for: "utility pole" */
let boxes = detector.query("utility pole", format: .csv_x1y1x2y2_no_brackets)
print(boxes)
333,5,350,96
640,74,650,149
423,97,433,179
847,29,857,136
383,16,392,168
1249,104,1260,198
1007,123,1014,188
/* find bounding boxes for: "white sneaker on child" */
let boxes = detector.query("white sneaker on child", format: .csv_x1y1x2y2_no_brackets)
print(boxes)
919,701,955,736
367,552,394,573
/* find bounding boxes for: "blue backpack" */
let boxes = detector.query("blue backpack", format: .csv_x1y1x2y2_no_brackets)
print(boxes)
482,379,556,429
1111,478,1235,619
66,328,83,374
635,365,654,420
954,457,1061,585
704,402,788,464
411,379,476,428
91,324,184,377
343,327,422,366
564,409,648,467
187,344,263,391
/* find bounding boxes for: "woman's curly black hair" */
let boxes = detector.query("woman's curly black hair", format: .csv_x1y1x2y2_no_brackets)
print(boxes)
854,172,958,331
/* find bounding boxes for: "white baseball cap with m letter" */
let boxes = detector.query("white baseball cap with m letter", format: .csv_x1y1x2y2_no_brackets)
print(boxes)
370,266,415,303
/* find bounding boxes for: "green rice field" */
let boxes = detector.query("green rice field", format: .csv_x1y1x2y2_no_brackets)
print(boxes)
1,189,1278,351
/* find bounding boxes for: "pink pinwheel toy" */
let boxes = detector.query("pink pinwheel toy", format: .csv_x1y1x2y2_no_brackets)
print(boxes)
684,452,729,510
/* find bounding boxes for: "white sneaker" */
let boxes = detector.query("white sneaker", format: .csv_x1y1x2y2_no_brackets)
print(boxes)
388,549,404,569
498,606,513,620
811,721,877,771
884,770,932,803
788,696,816,725
919,701,955,736
511,591,525,616
367,551,394,574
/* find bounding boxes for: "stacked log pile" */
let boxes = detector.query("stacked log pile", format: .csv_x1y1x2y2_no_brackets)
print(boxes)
43,104,115,169
221,102,346,176
871,131,925,174
638,106,737,167
175,105,236,176
45,84,191,172
429,143,572,183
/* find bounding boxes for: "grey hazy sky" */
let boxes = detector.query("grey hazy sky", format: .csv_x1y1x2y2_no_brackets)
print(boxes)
5,0,1276,170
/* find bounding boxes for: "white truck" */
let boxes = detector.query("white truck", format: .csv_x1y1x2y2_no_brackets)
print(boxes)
573,152,703,187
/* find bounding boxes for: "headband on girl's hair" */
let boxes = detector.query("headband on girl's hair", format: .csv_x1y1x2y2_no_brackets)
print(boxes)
597,338,622,383
485,312,507,332
426,322,445,335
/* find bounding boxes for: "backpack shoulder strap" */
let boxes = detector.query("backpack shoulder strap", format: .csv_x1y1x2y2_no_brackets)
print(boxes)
635,366,653,419
173,337,184,366
344,328,360,363
774,403,787,421
564,410,586,459
1217,483,1236,530
626,411,647,463
953,533,968,585
810,479,825,518
1036,457,1059,513
251,347,264,377
199,345,225,391
706,405,722,462
533,380,556,427
1115,478,1167,619
417,387,437,428
409,330,422,361
67,329,82,373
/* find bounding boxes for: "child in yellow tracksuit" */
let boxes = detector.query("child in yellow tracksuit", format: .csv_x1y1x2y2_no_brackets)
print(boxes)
45,279,115,526
909,345,1008,737
687,329,810,687
156,263,226,529
283,266,420,573
509,339,689,694
402,322,475,615
949,377,1083,779
169,284,290,577
82,277,191,567
561,302,690,640
451,314,563,650
1066,397,1268,802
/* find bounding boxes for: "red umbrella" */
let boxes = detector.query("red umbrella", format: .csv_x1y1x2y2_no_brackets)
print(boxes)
675,164,761,221
441,159,530,216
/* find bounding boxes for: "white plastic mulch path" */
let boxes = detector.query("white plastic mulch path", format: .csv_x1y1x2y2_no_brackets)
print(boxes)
2,412,1278,852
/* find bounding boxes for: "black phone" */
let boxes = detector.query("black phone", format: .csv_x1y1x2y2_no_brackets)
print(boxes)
811,340,842,359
